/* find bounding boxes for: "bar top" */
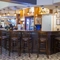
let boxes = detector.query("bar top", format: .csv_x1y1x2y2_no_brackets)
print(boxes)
0,28,60,32
0,28,34,31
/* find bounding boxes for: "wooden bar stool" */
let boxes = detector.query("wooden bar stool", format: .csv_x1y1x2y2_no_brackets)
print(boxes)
9,31,20,56
21,31,32,57
37,31,49,58
1,31,8,49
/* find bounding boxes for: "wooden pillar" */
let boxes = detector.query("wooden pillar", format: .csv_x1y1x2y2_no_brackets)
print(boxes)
49,9,53,14
16,14,20,26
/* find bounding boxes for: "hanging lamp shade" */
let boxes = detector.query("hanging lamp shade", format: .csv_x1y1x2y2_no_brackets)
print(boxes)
7,7,10,16
54,6,58,14
0,10,2,17
14,10,16,16
3,9,7,16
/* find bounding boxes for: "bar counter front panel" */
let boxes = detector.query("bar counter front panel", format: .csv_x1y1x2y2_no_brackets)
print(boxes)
0,29,59,55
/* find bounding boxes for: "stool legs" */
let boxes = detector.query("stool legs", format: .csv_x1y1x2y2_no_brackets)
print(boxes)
37,41,40,58
9,39,11,56
46,41,49,58
0,39,2,54
28,41,30,57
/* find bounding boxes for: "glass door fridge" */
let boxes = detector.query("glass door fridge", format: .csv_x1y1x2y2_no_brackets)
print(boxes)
25,16,34,30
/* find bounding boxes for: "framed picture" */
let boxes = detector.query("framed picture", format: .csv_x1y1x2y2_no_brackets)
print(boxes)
35,17,42,24
56,19,60,25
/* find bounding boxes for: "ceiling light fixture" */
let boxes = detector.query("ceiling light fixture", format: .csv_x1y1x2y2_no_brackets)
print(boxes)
3,9,6,16
55,6,58,14
14,10,16,16
7,7,10,16
40,5,45,14
0,10,2,17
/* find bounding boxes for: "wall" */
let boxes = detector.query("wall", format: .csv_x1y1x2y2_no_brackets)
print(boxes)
54,0,60,3
53,14,60,31
42,14,52,31
41,14,60,31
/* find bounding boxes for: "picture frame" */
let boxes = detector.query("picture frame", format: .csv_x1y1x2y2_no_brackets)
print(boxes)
56,19,60,25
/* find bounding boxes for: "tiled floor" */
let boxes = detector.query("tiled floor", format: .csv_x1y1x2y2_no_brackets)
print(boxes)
0,48,60,60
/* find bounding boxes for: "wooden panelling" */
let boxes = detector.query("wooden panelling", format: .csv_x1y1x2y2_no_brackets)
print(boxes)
34,7,39,16
24,8,29,16
20,10,23,18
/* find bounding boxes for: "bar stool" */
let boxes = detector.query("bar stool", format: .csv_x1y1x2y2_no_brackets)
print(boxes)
5,31,11,50
55,33,60,52
9,31,20,56
37,31,49,58
1,31,8,49
21,31,32,57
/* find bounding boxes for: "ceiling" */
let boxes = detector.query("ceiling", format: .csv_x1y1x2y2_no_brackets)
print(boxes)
0,1,27,10
0,0,36,5
0,1,31,15
0,1,60,15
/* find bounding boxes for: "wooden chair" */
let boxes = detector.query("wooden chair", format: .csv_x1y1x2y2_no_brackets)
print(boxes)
9,31,20,56
37,31,49,58
21,31,32,57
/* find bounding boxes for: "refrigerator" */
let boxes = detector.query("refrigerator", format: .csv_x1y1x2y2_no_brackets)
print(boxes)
25,16,34,30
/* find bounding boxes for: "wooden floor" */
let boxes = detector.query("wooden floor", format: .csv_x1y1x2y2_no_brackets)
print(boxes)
0,48,60,60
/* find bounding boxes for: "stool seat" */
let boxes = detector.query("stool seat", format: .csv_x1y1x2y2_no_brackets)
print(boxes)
55,37,60,40
11,37,18,41
2,36,7,39
22,38,31,41
40,38,46,42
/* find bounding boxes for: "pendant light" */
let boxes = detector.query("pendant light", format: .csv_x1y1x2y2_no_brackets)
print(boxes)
0,10,2,17
14,10,16,16
7,7,10,16
40,5,45,14
3,9,6,16
54,6,58,14
14,6,17,16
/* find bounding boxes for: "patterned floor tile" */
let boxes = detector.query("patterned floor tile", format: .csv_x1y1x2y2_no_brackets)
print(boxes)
0,48,60,60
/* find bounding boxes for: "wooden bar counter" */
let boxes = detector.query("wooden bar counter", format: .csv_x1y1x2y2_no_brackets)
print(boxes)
0,28,59,55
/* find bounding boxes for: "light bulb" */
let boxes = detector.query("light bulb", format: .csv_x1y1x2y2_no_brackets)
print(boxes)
27,12,29,15
7,13,10,16
14,13,16,16
55,10,58,15
0,15,1,17
3,14,5,16
36,14,37,16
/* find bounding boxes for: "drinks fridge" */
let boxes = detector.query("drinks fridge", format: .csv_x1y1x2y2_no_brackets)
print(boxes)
25,16,34,30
